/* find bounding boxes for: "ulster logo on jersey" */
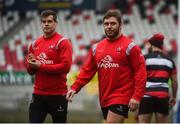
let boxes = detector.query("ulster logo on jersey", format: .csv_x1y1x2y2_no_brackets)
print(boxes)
116,47,121,53
49,44,55,51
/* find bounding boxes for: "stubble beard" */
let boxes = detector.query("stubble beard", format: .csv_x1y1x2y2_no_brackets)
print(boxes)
105,29,120,41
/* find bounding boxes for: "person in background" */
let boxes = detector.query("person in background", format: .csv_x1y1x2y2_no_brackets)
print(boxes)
66,9,146,123
138,33,178,123
25,10,72,123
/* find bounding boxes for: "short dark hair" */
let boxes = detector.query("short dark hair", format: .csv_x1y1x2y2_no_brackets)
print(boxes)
103,9,122,24
40,10,57,22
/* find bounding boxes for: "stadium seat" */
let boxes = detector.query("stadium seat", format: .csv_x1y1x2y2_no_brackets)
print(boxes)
0,1,177,71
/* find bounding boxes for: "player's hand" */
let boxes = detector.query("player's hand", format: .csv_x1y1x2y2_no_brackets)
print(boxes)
28,60,41,69
27,53,40,69
169,98,176,106
128,98,140,112
66,89,76,102
27,53,36,63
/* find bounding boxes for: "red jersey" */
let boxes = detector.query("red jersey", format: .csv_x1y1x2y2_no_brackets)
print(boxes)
25,32,72,95
71,34,146,107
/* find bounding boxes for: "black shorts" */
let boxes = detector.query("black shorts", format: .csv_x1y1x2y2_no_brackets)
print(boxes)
101,104,129,119
138,97,169,115
29,94,68,123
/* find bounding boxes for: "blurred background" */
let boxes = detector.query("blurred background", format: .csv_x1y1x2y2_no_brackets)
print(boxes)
0,0,179,123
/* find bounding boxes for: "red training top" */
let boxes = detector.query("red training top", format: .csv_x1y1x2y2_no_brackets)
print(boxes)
25,32,72,95
71,34,146,107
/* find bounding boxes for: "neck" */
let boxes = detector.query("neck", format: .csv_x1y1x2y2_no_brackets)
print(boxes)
152,47,162,52
44,31,56,38
107,33,121,41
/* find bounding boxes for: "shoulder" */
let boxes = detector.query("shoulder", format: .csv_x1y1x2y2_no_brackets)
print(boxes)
91,42,100,56
162,53,172,59
121,34,132,44
90,38,106,56
161,53,175,64
29,36,43,50
126,41,139,55
91,38,106,48
56,36,72,49
97,38,107,45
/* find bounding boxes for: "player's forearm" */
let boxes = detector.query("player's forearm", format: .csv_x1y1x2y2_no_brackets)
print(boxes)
25,57,36,75
132,58,147,102
172,81,178,98
171,74,178,98
27,68,37,75
132,78,146,102
40,61,71,74
71,67,97,93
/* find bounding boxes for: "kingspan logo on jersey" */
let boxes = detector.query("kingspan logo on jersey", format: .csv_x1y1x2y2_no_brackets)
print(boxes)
98,55,119,69
37,53,53,64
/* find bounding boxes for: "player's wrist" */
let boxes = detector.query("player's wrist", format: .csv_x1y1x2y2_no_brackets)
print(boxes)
70,89,76,93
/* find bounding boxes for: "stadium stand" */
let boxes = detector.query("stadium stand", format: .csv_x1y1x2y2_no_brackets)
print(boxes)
0,0,178,72
0,11,20,37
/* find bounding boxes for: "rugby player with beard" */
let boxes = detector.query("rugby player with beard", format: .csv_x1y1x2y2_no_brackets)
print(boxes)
66,9,146,123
